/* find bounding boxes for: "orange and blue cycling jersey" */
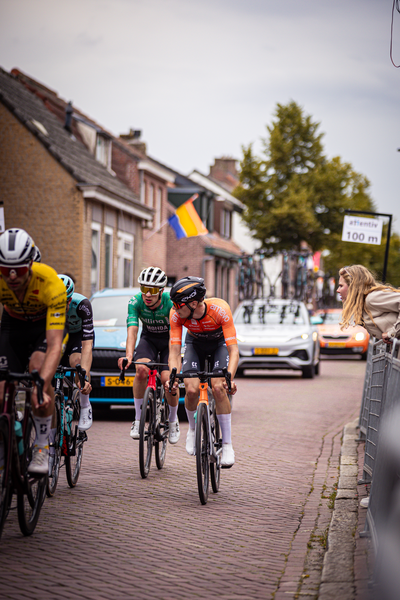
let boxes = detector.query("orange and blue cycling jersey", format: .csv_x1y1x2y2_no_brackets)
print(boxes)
0,262,67,331
170,298,237,346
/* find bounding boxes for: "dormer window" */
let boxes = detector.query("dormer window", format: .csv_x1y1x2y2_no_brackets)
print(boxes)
96,134,111,168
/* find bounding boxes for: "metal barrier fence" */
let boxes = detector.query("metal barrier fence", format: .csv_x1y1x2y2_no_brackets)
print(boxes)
358,339,400,598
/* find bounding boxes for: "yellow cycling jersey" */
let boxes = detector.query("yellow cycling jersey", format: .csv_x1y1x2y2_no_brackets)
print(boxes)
0,262,67,330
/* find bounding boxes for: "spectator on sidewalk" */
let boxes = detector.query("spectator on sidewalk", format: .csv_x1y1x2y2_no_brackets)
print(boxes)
338,264,400,344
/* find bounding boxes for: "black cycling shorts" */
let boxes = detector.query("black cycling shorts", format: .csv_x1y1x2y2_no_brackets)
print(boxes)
133,332,170,372
59,330,95,367
182,334,229,374
0,311,52,372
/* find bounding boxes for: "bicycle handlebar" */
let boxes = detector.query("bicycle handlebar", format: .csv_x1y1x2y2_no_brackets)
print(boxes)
168,367,232,394
119,359,169,382
0,368,45,406
55,364,86,389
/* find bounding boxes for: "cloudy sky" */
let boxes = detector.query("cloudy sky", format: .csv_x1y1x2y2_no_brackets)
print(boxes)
1,0,400,236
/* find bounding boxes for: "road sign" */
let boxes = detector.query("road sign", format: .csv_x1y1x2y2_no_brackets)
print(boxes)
341,215,383,245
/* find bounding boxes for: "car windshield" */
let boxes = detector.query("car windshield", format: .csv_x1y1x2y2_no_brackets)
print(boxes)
91,295,131,327
235,303,306,326
319,311,342,324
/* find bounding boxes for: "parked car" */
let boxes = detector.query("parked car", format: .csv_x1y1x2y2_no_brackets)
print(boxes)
313,308,369,360
90,287,185,407
233,298,320,378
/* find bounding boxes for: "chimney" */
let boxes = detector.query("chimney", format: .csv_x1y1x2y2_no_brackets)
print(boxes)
64,101,73,132
120,129,147,155
209,157,239,192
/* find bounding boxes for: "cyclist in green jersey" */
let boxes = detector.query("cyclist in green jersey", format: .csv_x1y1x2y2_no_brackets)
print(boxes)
117,267,180,443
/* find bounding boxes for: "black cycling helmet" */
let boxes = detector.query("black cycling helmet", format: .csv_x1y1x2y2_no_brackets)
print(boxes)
170,276,206,307
138,266,167,288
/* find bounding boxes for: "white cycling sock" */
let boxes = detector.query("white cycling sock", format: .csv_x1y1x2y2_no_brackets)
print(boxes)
80,392,90,408
217,413,232,444
186,409,196,430
33,415,52,447
168,404,178,423
134,397,144,422
49,427,57,455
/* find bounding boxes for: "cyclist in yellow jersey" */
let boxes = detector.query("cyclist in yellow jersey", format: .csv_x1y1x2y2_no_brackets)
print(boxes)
0,229,67,475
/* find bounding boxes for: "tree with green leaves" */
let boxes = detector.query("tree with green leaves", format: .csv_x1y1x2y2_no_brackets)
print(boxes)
234,100,400,286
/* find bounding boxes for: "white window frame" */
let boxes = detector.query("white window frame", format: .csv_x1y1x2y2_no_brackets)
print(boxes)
117,231,134,288
148,183,154,208
91,222,101,295
155,187,162,230
104,225,113,288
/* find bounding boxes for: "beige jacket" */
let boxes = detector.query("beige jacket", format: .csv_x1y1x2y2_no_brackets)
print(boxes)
363,289,400,339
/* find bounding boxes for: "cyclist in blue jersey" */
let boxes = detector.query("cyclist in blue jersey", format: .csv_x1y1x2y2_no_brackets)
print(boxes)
57,275,94,432
117,267,180,444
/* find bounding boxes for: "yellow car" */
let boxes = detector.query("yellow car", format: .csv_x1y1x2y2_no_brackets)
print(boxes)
314,308,369,360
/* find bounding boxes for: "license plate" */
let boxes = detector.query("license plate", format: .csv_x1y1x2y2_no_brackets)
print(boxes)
253,348,279,355
101,376,134,387
327,342,346,348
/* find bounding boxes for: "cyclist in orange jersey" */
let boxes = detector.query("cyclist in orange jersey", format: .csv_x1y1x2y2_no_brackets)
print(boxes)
167,277,238,467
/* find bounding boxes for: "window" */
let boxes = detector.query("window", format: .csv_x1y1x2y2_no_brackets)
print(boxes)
95,135,111,167
117,232,134,288
221,209,231,238
148,183,154,208
155,187,162,230
104,226,113,288
91,223,101,295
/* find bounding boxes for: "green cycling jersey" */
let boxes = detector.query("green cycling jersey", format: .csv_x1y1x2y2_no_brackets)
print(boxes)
127,292,173,335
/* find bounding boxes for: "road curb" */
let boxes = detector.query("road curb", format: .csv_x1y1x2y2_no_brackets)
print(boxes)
319,418,360,600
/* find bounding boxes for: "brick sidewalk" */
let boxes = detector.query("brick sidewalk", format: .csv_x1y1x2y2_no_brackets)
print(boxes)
0,359,366,600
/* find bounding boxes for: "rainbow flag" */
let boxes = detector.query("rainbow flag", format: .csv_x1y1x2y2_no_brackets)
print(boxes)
168,194,208,240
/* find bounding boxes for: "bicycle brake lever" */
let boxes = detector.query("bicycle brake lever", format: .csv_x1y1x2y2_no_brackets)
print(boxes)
119,357,128,382
169,367,177,393
31,369,45,405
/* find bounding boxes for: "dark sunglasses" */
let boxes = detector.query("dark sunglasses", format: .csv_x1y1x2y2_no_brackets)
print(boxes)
0,265,30,277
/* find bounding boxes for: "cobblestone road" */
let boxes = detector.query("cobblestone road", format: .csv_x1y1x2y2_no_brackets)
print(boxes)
0,358,366,600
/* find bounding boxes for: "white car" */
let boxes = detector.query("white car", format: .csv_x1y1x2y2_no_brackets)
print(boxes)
233,298,320,378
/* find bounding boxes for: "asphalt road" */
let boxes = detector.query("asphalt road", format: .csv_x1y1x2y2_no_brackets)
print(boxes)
0,357,366,600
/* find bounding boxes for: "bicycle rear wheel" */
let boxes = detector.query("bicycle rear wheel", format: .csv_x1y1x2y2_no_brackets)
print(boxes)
17,412,47,536
0,416,11,540
46,395,62,497
155,388,169,470
65,389,84,488
139,388,154,478
210,407,221,494
196,402,210,505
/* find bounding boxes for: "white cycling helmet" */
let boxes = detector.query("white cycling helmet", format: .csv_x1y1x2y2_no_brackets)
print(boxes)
138,266,167,288
0,228,36,267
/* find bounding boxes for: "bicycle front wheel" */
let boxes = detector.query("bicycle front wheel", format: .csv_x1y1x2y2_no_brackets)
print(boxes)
0,416,11,540
155,389,169,470
17,412,47,536
139,388,154,479
210,408,221,494
196,402,210,505
46,395,62,497
65,389,84,488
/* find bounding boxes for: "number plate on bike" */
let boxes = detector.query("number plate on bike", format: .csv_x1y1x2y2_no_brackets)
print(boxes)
253,348,279,355
101,376,134,387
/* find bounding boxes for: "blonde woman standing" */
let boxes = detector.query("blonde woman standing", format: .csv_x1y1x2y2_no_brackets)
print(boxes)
337,265,400,343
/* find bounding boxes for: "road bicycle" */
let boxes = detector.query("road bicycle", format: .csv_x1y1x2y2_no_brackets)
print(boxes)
47,364,87,497
169,362,232,505
0,368,47,539
120,358,169,479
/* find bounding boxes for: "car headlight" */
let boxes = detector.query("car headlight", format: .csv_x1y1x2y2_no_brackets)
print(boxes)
354,332,366,341
289,333,310,342
301,333,309,340
312,331,318,342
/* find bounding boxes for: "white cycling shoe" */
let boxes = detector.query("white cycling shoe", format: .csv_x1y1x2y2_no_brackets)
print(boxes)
221,443,235,468
130,420,140,439
169,420,180,444
186,428,196,455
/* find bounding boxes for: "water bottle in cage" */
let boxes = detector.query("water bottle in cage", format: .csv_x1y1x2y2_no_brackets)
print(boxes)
15,390,26,422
